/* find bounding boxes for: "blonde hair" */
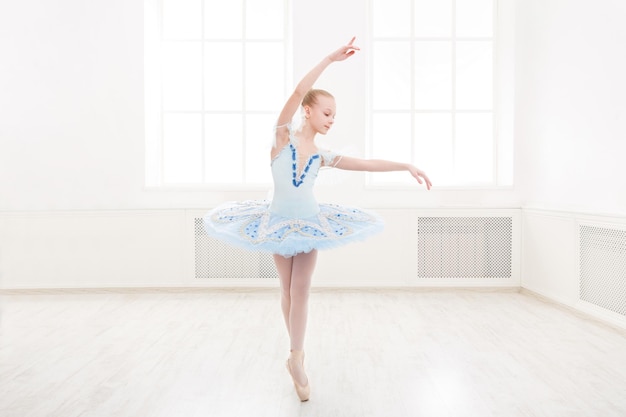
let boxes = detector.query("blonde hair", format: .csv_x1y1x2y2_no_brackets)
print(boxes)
302,89,334,108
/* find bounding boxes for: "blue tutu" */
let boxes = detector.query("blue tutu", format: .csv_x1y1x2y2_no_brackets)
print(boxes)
204,199,384,257
203,127,384,257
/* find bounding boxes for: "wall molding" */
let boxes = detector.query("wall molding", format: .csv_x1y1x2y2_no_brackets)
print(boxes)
0,208,521,290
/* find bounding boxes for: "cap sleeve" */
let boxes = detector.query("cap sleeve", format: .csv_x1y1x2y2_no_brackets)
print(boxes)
319,148,342,167
272,122,291,148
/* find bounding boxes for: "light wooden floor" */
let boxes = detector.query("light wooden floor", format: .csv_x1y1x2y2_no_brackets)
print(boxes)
1,288,626,417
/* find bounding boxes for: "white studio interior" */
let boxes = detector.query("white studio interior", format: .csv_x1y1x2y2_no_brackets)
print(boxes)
1,1,626,416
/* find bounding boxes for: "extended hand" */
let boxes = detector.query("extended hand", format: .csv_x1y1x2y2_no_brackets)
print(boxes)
327,37,360,62
409,165,433,190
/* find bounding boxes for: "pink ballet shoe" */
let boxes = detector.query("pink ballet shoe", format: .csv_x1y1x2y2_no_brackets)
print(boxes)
286,350,310,401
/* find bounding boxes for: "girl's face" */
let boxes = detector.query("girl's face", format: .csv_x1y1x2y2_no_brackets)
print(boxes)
306,96,336,135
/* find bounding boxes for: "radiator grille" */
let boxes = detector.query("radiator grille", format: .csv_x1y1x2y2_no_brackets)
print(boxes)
417,217,512,278
580,225,626,316
194,218,278,279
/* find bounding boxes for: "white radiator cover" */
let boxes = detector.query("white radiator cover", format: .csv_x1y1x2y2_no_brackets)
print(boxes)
194,218,278,279
417,217,513,279
579,225,626,316
522,209,626,330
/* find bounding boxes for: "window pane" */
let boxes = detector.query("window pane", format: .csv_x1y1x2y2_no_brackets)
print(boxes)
456,0,493,37
414,0,451,37
415,41,451,110
204,0,242,39
246,43,284,111
372,42,411,110
371,113,411,183
456,41,492,110
415,113,453,185
162,42,202,111
163,113,203,184
246,0,284,39
204,114,243,183
162,0,201,39
371,0,411,37
455,113,493,183
245,114,275,184
205,43,242,111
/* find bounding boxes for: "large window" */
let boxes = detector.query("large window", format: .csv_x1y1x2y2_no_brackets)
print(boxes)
369,0,510,187
145,0,289,186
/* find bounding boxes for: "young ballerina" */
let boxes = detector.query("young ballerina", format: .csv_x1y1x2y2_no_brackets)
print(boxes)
204,37,431,402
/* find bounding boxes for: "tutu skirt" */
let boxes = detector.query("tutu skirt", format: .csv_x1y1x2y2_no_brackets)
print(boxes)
203,200,384,257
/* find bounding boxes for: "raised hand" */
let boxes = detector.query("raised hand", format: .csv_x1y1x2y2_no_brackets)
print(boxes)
327,37,360,62
275,37,360,143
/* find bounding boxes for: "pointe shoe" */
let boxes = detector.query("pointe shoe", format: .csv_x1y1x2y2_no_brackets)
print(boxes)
286,350,310,402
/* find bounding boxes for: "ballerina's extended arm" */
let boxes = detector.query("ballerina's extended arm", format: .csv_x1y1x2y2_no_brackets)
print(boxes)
333,156,433,190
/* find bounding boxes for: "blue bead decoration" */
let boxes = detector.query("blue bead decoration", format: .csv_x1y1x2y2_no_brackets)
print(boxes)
290,144,321,188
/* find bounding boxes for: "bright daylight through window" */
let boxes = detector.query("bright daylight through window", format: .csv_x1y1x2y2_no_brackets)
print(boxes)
369,0,509,187
145,0,288,186
146,0,511,188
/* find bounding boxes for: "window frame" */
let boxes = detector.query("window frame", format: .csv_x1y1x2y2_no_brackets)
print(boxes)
366,0,512,189
144,0,291,188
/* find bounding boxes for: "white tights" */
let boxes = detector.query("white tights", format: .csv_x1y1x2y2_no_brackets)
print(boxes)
273,250,318,351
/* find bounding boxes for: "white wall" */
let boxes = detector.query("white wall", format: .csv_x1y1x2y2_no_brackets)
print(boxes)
0,0,520,213
0,0,147,211
516,0,626,216
516,0,626,329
